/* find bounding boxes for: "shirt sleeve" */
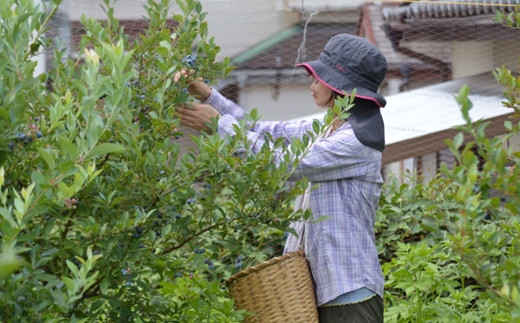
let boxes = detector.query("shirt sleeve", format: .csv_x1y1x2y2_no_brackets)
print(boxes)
207,89,377,182
204,87,245,121
288,125,378,182
205,88,312,142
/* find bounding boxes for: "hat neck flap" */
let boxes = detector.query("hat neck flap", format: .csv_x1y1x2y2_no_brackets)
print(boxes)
346,99,385,152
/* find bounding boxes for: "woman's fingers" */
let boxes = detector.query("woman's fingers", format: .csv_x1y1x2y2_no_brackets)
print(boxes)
173,69,212,101
173,69,193,82
176,103,220,132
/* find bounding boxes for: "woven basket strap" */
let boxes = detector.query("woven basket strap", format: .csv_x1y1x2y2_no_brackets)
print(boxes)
225,250,306,287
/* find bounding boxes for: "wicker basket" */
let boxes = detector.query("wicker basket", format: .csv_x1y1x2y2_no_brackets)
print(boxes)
226,250,319,323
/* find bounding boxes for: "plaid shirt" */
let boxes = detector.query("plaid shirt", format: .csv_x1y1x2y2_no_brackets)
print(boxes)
205,89,384,306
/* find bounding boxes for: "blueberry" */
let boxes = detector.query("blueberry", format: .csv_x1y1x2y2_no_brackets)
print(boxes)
186,198,196,205
174,272,182,278
36,131,43,138
183,55,197,67
7,142,14,150
125,281,131,287
234,262,242,269
26,136,33,143
18,133,26,141
194,248,205,254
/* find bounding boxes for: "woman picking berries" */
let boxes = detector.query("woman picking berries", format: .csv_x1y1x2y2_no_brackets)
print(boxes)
176,34,387,322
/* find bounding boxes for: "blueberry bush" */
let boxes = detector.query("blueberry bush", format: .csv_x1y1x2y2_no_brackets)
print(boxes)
0,0,334,321
2,0,520,322
377,16,520,322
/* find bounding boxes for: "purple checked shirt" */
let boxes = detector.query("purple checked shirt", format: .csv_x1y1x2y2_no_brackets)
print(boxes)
205,89,384,306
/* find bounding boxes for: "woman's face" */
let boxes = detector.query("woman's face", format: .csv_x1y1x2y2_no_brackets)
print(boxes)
309,75,333,108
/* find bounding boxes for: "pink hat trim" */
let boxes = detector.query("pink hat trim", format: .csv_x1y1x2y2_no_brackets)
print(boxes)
297,63,385,107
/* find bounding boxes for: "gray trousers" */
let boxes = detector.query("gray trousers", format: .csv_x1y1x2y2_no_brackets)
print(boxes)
317,295,384,323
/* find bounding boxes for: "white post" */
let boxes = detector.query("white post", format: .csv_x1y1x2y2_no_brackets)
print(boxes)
32,0,46,76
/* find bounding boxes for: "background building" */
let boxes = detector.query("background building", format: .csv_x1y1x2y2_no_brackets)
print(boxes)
46,0,520,181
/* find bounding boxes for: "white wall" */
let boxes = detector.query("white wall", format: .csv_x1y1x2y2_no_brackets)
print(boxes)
508,134,520,153
32,0,45,75
452,40,520,79
286,0,366,11
64,0,298,61
239,83,319,121
64,0,150,20
452,41,494,79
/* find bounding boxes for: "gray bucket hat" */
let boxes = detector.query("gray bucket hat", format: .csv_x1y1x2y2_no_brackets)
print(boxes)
297,33,387,107
297,34,387,151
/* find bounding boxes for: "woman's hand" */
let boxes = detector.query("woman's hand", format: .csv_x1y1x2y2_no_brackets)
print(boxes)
174,69,212,101
176,103,221,133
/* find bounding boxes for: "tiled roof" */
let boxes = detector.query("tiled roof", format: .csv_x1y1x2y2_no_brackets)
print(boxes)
363,4,450,68
231,23,358,70
383,0,520,22
70,19,178,50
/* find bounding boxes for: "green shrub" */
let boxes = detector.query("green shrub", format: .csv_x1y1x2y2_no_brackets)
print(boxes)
378,77,520,322
0,0,326,321
3,0,520,322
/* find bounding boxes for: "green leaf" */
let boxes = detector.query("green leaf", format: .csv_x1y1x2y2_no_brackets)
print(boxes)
85,143,125,160
159,40,171,51
38,148,56,169
31,171,47,186
455,85,473,124
0,249,22,280
100,277,110,295
58,182,75,198
66,259,80,277
62,276,76,293
312,120,320,134
58,137,78,160
453,132,464,149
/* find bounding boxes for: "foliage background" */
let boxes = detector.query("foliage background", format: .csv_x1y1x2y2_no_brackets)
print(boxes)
0,0,519,322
